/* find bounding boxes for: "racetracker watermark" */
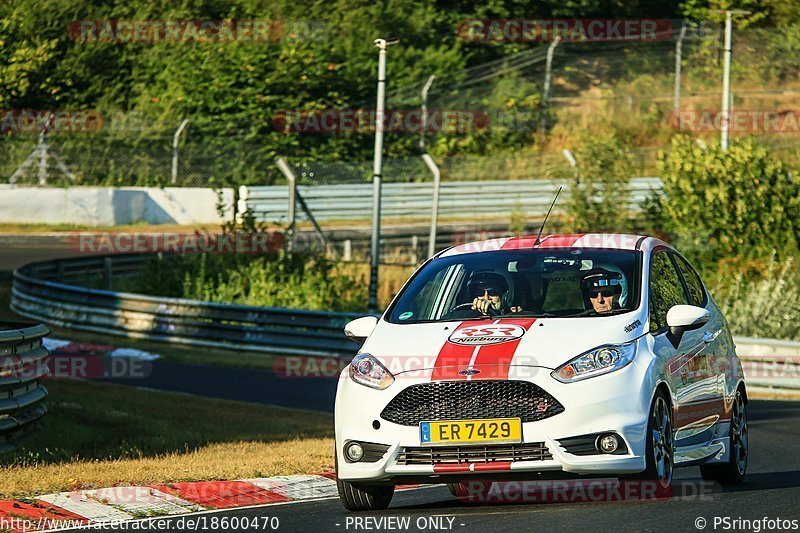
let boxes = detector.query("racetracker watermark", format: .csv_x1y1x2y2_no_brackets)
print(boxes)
454,479,719,504
1,110,103,134
0,354,152,380
273,353,548,380
272,109,490,134
671,109,800,133
67,231,285,254
68,19,326,43
458,19,673,42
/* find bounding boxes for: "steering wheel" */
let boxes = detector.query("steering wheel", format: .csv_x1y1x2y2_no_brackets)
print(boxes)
447,302,496,317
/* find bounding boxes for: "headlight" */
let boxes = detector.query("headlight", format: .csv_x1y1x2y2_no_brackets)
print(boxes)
349,353,395,390
551,341,637,383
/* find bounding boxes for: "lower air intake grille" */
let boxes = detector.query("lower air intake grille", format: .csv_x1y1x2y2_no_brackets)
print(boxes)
397,442,552,465
380,380,564,426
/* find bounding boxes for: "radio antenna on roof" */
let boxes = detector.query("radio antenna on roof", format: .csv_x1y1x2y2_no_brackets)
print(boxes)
534,186,563,247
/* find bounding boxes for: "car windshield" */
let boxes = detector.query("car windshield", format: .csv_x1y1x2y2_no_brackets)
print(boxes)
387,248,641,323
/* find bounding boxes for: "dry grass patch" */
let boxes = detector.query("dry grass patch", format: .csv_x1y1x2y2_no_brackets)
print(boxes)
0,379,334,499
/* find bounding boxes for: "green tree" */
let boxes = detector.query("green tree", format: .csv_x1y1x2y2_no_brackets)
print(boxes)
656,135,800,265
565,132,636,232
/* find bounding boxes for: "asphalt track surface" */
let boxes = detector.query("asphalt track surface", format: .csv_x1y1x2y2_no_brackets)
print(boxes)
101,360,339,412
59,400,800,533
6,236,799,532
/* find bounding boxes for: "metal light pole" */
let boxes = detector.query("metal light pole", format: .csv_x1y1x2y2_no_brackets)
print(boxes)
368,38,398,312
714,10,750,150
172,119,189,184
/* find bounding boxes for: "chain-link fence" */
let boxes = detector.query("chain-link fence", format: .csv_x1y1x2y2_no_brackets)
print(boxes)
2,23,798,188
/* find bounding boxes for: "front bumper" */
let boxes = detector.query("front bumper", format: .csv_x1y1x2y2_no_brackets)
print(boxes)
335,362,652,482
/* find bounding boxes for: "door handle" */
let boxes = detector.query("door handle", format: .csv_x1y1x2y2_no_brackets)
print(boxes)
703,330,721,343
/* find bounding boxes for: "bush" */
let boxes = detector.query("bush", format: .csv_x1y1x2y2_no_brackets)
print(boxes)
564,132,636,232
712,256,800,340
656,135,800,269
116,251,368,313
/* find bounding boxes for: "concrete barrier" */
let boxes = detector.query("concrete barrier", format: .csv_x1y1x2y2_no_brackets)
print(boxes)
0,186,234,226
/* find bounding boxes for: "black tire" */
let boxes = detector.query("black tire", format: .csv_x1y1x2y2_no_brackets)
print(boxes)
335,453,394,511
700,387,748,484
336,477,394,511
635,389,674,489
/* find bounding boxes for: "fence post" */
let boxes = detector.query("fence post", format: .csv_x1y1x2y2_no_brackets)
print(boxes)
276,157,297,254
540,35,561,136
172,119,189,185
37,131,48,186
421,154,441,259
343,239,352,261
673,23,687,117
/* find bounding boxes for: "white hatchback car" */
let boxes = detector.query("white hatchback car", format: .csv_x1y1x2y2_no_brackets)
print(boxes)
335,234,748,511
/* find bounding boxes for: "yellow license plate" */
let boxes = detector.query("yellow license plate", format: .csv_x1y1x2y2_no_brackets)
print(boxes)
420,418,522,445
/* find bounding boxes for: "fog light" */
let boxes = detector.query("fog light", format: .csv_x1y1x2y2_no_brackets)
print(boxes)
598,434,619,453
345,442,364,462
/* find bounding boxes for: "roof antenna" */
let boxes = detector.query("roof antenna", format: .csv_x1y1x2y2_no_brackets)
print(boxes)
534,186,563,246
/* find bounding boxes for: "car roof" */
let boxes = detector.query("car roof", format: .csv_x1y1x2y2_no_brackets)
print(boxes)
437,233,669,258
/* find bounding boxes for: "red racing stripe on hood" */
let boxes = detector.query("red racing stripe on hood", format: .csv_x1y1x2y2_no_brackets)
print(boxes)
470,318,536,380
500,234,584,249
431,320,489,381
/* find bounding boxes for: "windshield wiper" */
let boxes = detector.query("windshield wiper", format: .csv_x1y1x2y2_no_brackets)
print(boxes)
493,312,557,318
563,308,631,318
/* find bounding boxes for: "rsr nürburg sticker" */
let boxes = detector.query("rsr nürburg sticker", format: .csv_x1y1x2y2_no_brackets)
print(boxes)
448,324,526,345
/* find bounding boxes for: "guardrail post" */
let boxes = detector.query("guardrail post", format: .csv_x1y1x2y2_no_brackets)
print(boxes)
103,256,113,290
411,235,419,265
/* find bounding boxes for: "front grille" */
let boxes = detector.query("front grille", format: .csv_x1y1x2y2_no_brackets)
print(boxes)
380,380,564,426
397,443,552,465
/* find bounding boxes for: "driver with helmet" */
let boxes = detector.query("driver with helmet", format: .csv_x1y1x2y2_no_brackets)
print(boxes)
580,267,627,314
467,271,523,315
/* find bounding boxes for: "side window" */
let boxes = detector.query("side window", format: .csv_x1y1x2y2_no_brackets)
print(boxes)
673,254,706,307
649,251,690,332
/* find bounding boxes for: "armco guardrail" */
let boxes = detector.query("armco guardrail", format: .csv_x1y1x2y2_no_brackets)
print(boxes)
734,336,800,391
0,322,50,453
9,255,800,389
11,255,362,358
240,177,663,223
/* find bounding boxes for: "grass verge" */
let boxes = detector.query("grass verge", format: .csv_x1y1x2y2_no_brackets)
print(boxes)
0,379,334,500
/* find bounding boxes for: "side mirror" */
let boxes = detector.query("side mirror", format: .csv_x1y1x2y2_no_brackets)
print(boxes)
666,305,710,336
344,316,378,344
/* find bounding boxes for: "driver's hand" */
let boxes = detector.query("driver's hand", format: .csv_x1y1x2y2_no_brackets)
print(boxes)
471,296,492,315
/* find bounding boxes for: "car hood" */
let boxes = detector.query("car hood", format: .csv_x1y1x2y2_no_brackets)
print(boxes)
359,314,647,376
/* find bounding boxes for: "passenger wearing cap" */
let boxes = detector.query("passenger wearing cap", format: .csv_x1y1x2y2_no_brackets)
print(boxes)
581,268,623,314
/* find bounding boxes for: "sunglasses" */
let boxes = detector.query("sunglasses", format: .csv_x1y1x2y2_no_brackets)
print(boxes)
587,288,615,299
471,287,503,297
